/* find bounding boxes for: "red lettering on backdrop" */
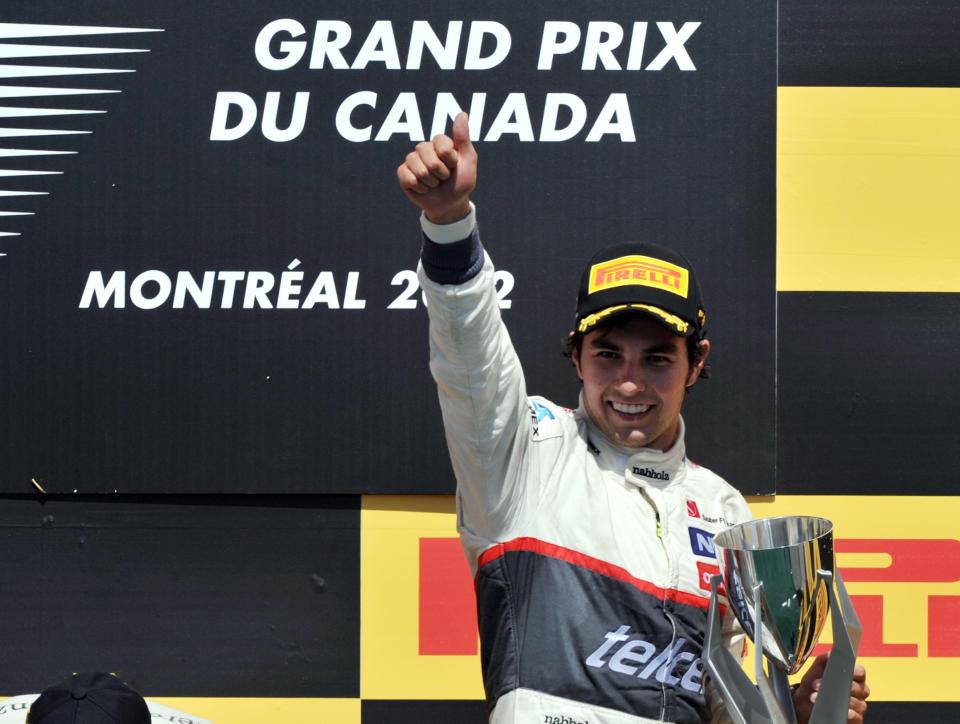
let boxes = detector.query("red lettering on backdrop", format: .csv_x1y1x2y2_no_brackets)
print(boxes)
418,538,477,656
928,596,960,657
836,539,960,583
813,595,917,657
416,537,960,657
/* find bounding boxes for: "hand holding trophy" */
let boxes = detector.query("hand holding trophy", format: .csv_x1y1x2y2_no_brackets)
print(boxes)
703,516,863,724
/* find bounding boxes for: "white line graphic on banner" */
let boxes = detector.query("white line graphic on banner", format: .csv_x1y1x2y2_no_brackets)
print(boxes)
0,22,162,256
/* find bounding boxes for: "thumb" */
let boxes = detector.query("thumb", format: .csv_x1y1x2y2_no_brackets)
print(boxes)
452,112,473,153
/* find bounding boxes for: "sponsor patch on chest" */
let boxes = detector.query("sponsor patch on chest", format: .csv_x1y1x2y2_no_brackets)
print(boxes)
688,526,716,559
686,498,733,527
584,624,704,694
696,560,725,596
528,399,564,441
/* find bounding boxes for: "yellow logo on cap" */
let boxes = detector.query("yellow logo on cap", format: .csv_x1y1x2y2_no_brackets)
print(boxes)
588,255,689,298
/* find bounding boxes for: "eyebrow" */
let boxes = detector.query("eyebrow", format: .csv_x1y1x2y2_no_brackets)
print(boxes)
587,337,681,355
588,337,622,351
644,343,681,355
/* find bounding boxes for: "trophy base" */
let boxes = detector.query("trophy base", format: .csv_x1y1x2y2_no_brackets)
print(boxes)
702,571,861,724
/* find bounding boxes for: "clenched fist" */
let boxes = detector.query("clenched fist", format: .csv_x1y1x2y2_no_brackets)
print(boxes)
396,111,477,225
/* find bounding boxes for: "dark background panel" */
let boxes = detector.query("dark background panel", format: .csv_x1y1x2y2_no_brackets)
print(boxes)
362,699,487,724
0,0,776,495
866,702,960,723
360,700,960,723
779,0,960,87
0,495,360,697
777,292,960,494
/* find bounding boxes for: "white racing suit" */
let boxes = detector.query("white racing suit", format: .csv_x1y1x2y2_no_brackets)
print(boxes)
419,207,751,724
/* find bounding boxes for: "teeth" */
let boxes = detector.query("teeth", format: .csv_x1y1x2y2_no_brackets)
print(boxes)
611,402,651,414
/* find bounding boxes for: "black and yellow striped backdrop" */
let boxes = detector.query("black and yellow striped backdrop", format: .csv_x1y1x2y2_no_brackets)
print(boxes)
2,2,959,722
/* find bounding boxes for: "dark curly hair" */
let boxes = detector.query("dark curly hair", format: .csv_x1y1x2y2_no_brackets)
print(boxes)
561,314,711,380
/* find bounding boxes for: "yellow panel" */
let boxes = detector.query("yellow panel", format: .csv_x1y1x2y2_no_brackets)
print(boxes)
778,87,960,291
747,495,960,701
360,495,485,699
147,698,360,723
360,494,960,703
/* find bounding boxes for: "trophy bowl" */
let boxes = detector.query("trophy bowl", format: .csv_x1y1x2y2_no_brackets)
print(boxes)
713,516,834,674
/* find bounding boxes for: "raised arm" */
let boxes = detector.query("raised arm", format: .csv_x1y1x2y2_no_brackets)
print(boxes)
398,114,533,546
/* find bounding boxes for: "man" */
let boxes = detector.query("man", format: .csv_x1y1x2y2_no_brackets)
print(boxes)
0,672,214,724
26,672,149,724
397,113,868,724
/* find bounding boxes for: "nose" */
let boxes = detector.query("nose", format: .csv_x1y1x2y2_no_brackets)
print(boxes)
617,379,645,395
616,363,646,395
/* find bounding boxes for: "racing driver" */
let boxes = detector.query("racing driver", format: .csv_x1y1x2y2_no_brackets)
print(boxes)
396,112,869,724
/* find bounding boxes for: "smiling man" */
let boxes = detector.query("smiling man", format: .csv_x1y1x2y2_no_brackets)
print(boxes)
397,113,868,724
574,313,697,450
566,241,712,454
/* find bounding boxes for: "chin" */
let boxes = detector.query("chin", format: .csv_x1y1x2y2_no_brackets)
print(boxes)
617,432,650,448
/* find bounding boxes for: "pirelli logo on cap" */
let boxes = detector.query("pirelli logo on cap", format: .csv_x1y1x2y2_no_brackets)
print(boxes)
588,255,689,298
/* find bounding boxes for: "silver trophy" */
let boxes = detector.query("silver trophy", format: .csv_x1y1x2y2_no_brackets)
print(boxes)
702,516,862,724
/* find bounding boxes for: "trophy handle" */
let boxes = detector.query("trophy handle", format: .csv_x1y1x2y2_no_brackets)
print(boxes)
809,570,863,724
703,575,778,724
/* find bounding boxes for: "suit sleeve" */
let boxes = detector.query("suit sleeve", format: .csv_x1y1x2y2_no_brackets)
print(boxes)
417,209,534,544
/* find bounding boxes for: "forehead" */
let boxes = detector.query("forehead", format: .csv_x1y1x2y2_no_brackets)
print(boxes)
585,315,685,349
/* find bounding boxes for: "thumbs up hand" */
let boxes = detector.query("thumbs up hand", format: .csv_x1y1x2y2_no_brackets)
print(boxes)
396,112,477,225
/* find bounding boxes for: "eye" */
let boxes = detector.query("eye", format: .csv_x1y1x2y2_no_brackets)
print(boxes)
596,350,619,359
646,354,672,365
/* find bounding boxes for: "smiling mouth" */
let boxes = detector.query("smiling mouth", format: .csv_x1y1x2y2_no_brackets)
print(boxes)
609,401,652,415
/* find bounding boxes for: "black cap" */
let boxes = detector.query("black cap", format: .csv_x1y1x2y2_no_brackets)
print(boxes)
574,242,707,338
27,672,151,724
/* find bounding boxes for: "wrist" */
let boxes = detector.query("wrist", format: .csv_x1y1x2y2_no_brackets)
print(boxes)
425,200,471,226
421,201,476,244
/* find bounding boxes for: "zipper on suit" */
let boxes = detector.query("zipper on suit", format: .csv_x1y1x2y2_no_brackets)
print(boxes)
641,489,677,722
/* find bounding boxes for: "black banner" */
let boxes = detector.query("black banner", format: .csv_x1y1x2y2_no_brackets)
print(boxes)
0,1,776,494
0,495,360,696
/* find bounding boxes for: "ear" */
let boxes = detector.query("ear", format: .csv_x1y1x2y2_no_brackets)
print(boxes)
571,345,584,381
686,339,711,388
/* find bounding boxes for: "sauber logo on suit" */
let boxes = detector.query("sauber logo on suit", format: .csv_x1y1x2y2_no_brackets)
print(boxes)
686,499,731,526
